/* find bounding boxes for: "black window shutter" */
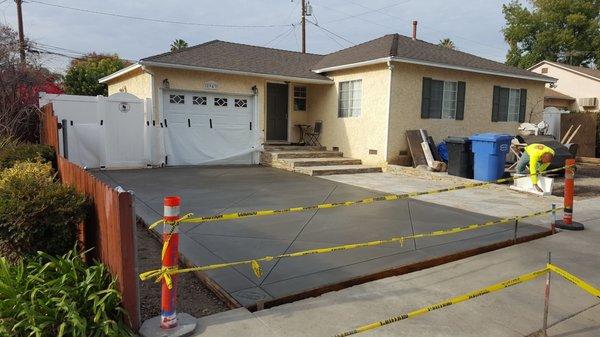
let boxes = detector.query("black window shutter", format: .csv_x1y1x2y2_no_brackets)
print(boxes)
455,81,466,120
491,85,500,122
518,88,527,122
498,88,510,122
429,80,444,119
421,77,432,119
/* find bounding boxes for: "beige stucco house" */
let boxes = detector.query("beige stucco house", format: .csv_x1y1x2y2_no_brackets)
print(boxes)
529,61,600,112
100,34,553,166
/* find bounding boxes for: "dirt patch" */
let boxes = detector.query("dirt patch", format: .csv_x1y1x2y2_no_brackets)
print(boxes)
136,221,228,322
552,163,600,200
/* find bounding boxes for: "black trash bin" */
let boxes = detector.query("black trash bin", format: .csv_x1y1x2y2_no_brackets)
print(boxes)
445,137,473,178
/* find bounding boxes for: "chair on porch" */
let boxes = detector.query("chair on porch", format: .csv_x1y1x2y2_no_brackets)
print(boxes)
305,120,322,146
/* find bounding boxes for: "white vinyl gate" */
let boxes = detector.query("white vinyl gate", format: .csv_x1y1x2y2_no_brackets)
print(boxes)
162,90,258,166
39,92,160,169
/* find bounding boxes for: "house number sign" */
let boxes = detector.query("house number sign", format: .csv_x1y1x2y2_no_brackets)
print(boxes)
204,81,219,90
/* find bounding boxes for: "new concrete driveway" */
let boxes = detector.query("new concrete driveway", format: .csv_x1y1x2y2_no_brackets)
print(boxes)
94,166,548,307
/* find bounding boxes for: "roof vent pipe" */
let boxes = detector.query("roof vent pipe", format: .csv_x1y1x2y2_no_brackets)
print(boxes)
412,20,418,41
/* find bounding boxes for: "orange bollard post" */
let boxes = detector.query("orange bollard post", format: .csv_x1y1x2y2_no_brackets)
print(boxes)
555,159,584,231
161,196,181,329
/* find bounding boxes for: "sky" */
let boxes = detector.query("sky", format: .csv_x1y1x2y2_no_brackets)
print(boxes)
1,0,517,74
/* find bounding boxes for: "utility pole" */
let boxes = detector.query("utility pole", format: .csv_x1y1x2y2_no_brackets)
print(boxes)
15,0,26,64
301,0,306,53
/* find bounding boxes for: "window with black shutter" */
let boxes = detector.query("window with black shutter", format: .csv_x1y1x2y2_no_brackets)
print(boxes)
420,77,465,120
491,86,527,122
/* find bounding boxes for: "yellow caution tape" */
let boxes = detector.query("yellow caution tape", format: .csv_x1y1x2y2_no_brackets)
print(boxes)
139,207,561,284
334,268,550,336
547,263,600,298
149,165,571,228
334,263,599,336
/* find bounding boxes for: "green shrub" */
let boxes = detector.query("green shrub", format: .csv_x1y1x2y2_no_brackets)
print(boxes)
0,162,87,261
0,248,134,337
0,143,55,169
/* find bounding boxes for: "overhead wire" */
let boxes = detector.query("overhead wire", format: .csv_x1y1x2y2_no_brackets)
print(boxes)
27,0,291,28
308,20,352,48
342,0,509,54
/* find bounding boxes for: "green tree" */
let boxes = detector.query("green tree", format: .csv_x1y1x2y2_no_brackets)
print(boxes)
502,0,600,69
439,38,456,50
170,39,188,52
63,53,127,96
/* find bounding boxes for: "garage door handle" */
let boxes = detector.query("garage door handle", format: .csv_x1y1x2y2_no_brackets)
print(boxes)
187,119,191,127
250,122,252,130
209,118,213,129
164,119,168,128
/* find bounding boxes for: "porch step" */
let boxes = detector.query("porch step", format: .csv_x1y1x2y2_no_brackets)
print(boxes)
263,145,326,151
271,150,343,160
295,165,383,176
282,157,362,168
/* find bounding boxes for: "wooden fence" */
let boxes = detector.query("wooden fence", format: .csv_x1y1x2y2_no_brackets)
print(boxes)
41,104,140,330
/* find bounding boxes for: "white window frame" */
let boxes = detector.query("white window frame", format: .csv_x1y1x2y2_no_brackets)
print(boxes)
507,88,521,122
293,86,307,111
338,79,362,118
441,81,458,119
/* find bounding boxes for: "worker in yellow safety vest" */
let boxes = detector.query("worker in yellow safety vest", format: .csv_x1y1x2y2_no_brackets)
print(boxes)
516,143,555,192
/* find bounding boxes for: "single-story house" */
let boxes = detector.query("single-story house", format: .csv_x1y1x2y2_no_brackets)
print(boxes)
530,61,600,112
100,33,554,166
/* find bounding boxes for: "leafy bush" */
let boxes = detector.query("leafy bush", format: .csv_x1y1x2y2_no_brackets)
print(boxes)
0,143,55,169
0,248,134,337
0,161,87,261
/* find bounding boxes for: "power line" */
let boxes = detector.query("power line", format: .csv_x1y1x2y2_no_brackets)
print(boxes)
342,0,508,53
263,25,296,47
308,20,355,46
311,21,346,49
271,24,298,49
28,0,291,28
321,0,413,24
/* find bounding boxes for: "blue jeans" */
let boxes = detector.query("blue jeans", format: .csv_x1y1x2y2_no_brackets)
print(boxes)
516,152,538,174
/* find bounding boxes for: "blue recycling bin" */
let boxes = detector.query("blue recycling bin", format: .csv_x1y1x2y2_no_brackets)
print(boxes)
469,133,513,181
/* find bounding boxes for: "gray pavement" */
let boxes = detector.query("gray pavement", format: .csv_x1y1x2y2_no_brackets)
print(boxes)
95,166,549,307
193,197,600,337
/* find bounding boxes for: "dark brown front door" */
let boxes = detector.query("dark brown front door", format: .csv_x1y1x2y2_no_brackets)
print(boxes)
267,83,288,141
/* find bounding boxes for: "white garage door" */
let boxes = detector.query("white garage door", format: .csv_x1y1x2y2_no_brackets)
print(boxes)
162,91,257,166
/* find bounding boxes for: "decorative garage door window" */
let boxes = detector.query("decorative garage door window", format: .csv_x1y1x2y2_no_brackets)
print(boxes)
214,97,228,106
234,99,248,108
193,96,207,105
169,94,185,104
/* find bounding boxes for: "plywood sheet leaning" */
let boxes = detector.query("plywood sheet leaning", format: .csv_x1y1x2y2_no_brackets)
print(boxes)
406,130,428,167
560,113,597,157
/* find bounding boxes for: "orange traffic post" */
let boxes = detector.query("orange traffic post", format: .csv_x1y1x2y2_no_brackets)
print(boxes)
555,159,584,231
161,196,181,329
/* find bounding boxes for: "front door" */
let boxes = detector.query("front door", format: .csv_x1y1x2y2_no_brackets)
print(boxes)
266,83,288,141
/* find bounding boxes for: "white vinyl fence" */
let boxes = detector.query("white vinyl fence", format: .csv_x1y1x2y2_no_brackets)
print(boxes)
39,92,165,169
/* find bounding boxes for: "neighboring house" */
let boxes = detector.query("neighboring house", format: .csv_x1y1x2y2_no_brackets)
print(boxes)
530,61,600,112
100,34,553,166
543,87,576,110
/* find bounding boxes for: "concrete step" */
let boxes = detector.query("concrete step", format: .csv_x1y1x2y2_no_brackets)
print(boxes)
295,165,383,176
263,145,326,151
272,150,344,160
282,157,362,168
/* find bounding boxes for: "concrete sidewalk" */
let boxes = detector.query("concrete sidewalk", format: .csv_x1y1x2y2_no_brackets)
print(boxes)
193,197,600,337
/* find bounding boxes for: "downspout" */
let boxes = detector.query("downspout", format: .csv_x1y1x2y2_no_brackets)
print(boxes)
384,60,395,166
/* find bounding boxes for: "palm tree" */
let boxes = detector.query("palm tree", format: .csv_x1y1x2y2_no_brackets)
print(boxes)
170,39,188,52
439,38,456,50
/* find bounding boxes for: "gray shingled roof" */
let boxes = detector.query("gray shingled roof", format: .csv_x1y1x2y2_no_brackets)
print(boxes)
138,34,553,82
312,34,554,81
141,40,329,81
544,88,575,100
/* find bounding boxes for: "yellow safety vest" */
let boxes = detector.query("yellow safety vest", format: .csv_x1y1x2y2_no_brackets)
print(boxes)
525,144,555,184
